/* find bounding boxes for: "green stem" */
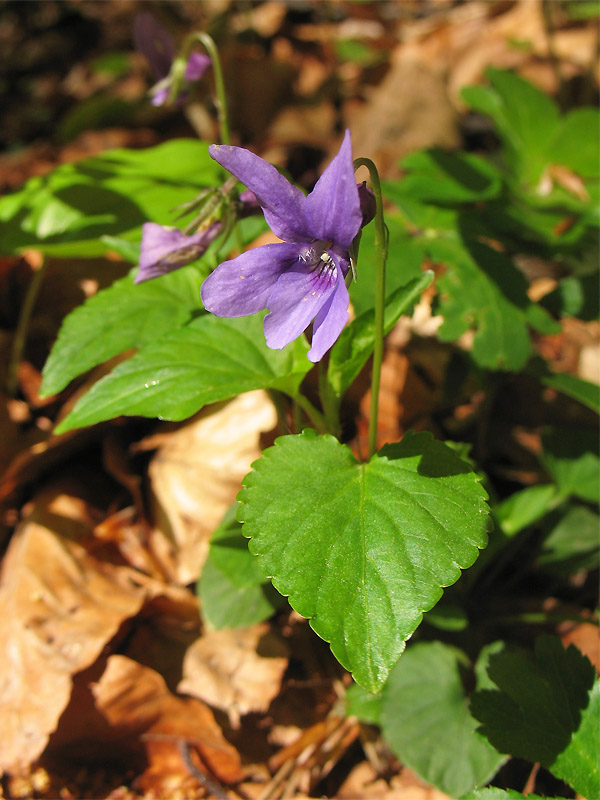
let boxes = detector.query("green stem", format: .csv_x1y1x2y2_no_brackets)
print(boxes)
7,255,48,396
181,32,243,253
183,31,231,145
353,157,388,459
295,394,328,434
319,362,341,438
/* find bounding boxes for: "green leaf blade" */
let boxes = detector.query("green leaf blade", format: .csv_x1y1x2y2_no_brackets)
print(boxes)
238,430,490,690
380,642,505,797
55,314,310,432
471,635,599,798
328,271,434,399
0,139,222,257
199,508,283,629
41,266,204,397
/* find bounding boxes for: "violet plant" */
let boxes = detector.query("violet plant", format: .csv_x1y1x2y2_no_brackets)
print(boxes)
2,16,598,799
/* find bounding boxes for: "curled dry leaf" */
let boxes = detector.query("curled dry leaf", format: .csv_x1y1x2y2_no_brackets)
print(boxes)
0,485,147,772
146,390,277,585
93,655,244,790
178,623,289,728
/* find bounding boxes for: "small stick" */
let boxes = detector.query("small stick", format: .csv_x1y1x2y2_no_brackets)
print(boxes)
177,738,230,800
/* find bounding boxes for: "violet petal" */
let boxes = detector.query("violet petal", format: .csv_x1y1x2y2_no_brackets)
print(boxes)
135,222,220,283
209,144,311,243
263,261,337,350
150,85,170,107
308,261,349,362
133,12,175,80
201,242,301,317
305,130,362,251
357,180,376,228
185,52,211,81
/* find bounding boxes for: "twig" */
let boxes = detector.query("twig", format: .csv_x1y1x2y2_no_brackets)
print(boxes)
523,761,540,796
177,738,231,800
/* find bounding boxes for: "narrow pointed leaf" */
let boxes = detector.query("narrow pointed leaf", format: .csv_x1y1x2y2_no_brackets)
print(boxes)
328,272,433,400
55,314,310,432
41,266,204,397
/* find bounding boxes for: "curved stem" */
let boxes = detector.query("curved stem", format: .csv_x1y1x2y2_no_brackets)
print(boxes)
353,157,388,459
7,255,48,396
294,393,327,434
183,32,231,145
181,32,243,252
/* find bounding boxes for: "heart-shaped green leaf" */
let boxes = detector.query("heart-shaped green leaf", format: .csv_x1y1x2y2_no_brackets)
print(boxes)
238,430,490,690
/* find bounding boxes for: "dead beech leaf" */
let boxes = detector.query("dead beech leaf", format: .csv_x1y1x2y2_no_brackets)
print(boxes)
146,391,277,585
338,761,452,800
93,655,244,787
0,486,147,773
178,624,289,727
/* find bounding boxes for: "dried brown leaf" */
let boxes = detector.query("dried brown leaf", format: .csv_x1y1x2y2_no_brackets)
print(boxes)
0,485,147,772
179,623,289,727
146,391,277,585
93,655,244,788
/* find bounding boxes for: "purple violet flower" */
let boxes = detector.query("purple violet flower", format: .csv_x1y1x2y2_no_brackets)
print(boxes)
200,130,364,362
133,12,210,106
135,222,221,284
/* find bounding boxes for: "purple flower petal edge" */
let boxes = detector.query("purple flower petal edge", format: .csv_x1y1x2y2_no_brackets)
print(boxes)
202,130,365,361
135,222,221,284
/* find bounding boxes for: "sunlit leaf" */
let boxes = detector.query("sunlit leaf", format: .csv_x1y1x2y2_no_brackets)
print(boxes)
55,314,310,432
238,430,490,690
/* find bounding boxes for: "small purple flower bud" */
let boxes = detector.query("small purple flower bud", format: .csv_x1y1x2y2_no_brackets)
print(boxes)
185,52,211,81
357,181,376,228
238,189,261,218
135,222,221,284
133,12,210,107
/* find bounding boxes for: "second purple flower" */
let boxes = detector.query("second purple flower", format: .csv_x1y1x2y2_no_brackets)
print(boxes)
201,131,367,362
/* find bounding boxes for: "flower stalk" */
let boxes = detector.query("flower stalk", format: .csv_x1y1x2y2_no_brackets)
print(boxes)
7,255,48,396
353,157,388,459
181,32,231,146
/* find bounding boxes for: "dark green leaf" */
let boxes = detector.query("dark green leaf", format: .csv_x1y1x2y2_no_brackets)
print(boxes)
55,313,311,432
0,139,222,256
546,108,600,178
380,642,505,797
434,238,534,371
539,505,600,574
328,272,433,400
462,790,567,800
423,598,468,632
540,271,600,321
41,266,205,397
398,149,503,204
350,213,425,315
199,507,283,629
541,427,600,503
461,68,560,184
472,635,599,798
238,430,490,690
345,682,382,725
493,485,556,537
